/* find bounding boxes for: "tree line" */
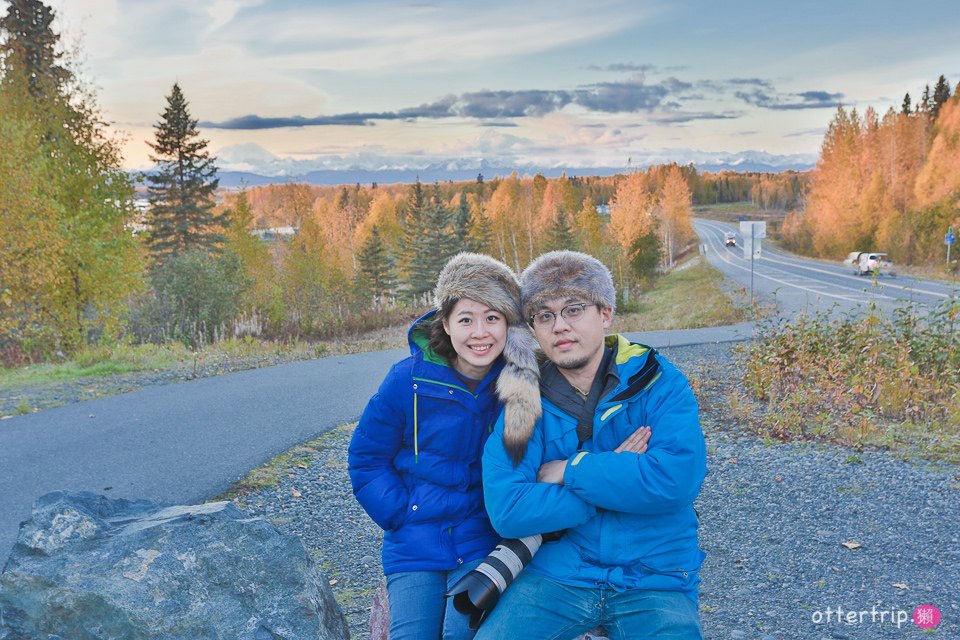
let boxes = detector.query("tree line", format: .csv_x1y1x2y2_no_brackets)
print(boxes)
782,75,960,264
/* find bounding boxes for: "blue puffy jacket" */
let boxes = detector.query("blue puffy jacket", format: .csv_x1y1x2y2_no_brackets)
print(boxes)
482,335,707,600
349,310,503,574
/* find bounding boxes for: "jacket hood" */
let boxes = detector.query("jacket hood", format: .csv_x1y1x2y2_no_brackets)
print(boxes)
407,309,445,364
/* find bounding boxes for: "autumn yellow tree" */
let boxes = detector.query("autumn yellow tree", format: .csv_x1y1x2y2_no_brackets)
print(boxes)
658,165,695,269
1,5,143,357
486,173,526,271
223,189,282,329
804,106,867,256
610,170,658,292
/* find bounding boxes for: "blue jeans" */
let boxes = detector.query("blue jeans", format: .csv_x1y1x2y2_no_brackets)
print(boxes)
386,558,484,640
473,571,703,640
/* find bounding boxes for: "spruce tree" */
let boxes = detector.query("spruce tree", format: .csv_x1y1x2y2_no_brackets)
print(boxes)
423,184,457,263
400,178,432,300
453,191,471,250
356,225,397,303
0,0,69,97
146,83,223,261
901,92,911,115
932,75,952,119
466,202,493,254
400,183,457,302
920,84,932,113
543,210,576,253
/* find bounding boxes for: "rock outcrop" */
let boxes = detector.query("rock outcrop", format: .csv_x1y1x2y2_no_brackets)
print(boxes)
0,491,349,640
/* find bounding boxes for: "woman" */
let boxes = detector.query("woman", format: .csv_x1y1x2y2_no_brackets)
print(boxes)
348,253,539,640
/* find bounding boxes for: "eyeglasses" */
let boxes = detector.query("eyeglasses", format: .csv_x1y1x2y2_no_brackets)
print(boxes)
529,303,596,328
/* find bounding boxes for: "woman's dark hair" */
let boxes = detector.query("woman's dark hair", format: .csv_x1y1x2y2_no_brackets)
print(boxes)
428,298,460,364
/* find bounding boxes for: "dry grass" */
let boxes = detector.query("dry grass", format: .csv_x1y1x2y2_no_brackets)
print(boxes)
612,258,749,333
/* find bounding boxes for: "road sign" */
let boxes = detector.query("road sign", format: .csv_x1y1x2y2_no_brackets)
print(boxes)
740,220,767,239
742,237,762,259
947,232,956,246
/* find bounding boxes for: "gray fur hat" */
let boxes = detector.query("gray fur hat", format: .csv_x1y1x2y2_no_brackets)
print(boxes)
434,253,541,451
434,252,522,323
520,250,616,320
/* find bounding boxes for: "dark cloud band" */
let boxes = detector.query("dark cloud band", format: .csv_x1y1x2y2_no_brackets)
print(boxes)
202,75,841,130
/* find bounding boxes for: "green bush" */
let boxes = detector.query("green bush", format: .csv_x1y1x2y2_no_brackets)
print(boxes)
128,249,248,347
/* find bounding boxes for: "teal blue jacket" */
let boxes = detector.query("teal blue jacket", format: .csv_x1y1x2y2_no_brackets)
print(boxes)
482,335,707,600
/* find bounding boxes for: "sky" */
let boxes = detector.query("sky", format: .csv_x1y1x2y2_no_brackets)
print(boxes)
46,0,960,176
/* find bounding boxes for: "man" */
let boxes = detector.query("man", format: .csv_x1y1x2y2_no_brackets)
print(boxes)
478,250,706,639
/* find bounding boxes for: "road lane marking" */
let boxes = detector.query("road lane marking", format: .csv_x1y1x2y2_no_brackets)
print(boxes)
695,221,894,303
695,221,951,301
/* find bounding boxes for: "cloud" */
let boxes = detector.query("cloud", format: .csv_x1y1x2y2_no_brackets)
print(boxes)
735,87,844,110
651,111,743,124
215,1,652,71
785,127,828,138
204,74,707,129
202,73,837,132
584,63,657,72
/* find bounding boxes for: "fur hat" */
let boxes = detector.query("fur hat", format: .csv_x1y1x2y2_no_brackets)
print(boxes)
434,253,541,455
500,251,616,465
520,250,616,320
434,252,521,323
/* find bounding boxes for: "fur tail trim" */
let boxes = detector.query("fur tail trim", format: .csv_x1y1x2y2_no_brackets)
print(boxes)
496,325,542,466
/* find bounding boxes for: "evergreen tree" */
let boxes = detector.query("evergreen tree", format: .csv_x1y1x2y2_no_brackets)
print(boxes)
932,75,952,119
542,210,576,253
920,84,932,113
0,0,69,97
901,92,912,115
399,184,458,301
399,178,437,301
453,191,471,250
356,225,396,303
146,83,223,261
466,202,493,254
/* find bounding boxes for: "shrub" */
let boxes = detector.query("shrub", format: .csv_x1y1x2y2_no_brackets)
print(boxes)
735,296,959,460
128,249,247,347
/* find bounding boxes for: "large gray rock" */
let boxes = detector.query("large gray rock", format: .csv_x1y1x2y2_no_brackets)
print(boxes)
0,491,349,640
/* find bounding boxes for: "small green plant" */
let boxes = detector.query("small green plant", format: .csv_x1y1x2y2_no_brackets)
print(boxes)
15,398,31,415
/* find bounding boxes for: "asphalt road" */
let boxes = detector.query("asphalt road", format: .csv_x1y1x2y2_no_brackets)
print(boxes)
694,218,957,317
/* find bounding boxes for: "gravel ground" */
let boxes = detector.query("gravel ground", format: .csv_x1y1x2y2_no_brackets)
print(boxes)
235,342,960,640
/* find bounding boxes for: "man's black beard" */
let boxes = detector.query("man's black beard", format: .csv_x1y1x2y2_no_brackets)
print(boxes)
555,355,589,371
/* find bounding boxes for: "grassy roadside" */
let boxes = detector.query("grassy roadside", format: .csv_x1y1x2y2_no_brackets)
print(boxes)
613,258,751,333
0,327,408,391
727,298,960,464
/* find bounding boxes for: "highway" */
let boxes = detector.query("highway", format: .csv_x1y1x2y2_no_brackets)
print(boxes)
694,218,957,317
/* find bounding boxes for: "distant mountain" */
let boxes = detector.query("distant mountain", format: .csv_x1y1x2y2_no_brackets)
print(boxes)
215,157,814,188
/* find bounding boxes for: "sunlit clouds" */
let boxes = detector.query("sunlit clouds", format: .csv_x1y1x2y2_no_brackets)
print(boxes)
48,0,959,175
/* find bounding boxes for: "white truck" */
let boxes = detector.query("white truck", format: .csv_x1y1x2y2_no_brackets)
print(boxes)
844,252,895,276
